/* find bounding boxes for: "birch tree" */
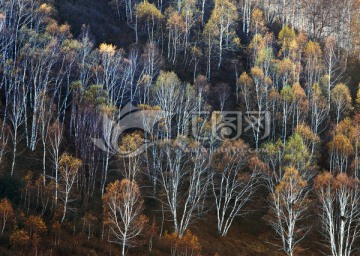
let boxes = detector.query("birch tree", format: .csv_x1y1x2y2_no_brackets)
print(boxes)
111,0,139,24
268,166,310,256
328,134,353,174
280,86,294,144
203,0,239,69
8,85,26,176
155,137,210,237
103,179,148,256
48,120,63,204
210,140,262,236
135,1,163,43
0,120,9,166
310,83,328,135
38,92,53,185
166,9,186,64
304,41,322,98
314,172,360,256
0,198,15,235
331,83,353,125
58,153,82,223
322,37,344,110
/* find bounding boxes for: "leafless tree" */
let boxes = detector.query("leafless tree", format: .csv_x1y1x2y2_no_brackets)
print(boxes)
315,172,360,256
210,140,261,236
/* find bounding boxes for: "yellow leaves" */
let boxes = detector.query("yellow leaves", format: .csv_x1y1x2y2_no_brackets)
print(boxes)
103,180,121,201
203,18,218,38
279,25,296,43
0,198,14,219
249,156,268,173
278,25,296,55
305,41,322,58
164,230,201,254
191,46,202,58
262,140,282,157
136,1,163,21
46,21,71,38
232,37,241,48
334,172,356,188
212,140,243,169
137,104,161,111
59,24,71,35
252,8,263,24
154,71,181,89
25,215,47,235
249,33,264,50
292,83,306,100
277,58,293,76
295,123,320,144
269,86,280,101
289,39,299,52
275,166,307,194
238,72,253,87
180,230,201,251
214,0,237,16
332,83,352,99
62,39,81,52
335,118,356,139
120,131,145,154
102,179,147,243
296,32,308,48
103,179,142,204
45,21,59,34
181,0,197,10
315,172,359,190
283,133,310,172
100,104,117,117
331,83,353,123
251,66,264,79
314,171,333,190
251,8,266,35
256,46,274,67
204,0,238,38
10,229,30,248
38,3,53,15
59,153,82,176
99,43,116,56
312,83,326,100
292,83,308,110
167,10,186,33
331,83,353,111
328,134,354,156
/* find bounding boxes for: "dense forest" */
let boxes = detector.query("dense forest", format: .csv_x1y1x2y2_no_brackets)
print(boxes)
1,0,360,255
